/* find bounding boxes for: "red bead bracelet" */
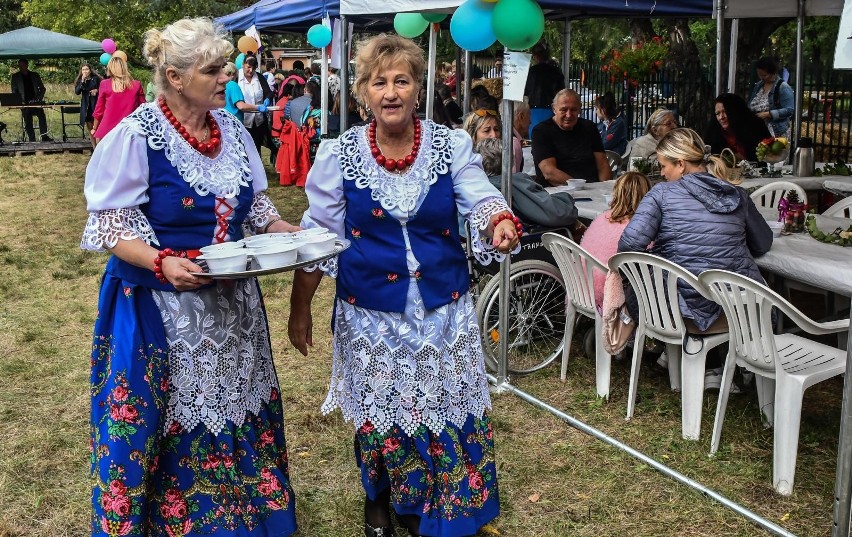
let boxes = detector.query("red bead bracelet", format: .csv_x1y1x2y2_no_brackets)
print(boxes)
494,213,523,238
153,248,176,284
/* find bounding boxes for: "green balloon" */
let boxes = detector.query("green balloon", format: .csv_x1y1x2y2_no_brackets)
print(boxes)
492,0,545,51
394,13,429,38
422,12,447,23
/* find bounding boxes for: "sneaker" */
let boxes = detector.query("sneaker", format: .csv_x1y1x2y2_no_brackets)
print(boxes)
656,351,668,369
704,367,742,394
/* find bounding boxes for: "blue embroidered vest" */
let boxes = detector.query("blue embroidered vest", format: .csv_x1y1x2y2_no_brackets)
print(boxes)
107,112,255,291
336,169,470,313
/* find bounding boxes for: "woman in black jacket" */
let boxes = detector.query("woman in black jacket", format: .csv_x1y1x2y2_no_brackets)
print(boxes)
74,63,101,141
704,93,771,162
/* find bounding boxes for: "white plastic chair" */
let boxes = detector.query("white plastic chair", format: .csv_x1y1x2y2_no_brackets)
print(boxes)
699,269,849,495
608,252,728,440
823,196,852,218
542,233,611,398
749,181,807,213
605,150,622,174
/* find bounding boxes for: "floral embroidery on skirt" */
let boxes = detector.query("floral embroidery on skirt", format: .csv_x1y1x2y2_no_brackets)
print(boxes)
355,414,499,537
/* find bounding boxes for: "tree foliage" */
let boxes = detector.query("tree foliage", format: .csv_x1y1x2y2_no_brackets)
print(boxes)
19,0,249,66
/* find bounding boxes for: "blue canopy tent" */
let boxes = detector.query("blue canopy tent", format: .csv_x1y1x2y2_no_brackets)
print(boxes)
216,0,340,33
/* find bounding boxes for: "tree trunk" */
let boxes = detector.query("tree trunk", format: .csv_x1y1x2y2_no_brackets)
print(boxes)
628,19,654,45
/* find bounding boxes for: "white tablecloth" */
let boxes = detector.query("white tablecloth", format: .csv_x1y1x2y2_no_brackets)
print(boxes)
824,177,852,195
739,174,852,191
756,228,852,296
546,181,614,220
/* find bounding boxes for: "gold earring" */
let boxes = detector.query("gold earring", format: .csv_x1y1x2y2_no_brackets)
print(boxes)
177,86,183,95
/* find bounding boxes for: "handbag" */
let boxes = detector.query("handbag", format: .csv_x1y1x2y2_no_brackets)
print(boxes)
601,269,635,355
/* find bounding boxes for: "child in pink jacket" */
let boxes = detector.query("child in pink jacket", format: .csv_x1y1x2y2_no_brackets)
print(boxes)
580,172,652,310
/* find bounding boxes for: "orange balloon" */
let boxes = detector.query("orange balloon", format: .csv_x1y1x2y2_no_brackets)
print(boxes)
112,50,127,62
238,35,259,54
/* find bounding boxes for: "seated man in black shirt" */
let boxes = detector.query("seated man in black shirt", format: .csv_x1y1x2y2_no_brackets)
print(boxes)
532,88,612,185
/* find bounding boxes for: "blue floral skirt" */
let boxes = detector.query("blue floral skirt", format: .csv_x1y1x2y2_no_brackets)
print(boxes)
89,272,297,536
355,414,499,537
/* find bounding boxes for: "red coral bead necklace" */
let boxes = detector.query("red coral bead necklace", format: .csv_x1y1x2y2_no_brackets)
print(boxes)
159,98,221,155
368,114,421,172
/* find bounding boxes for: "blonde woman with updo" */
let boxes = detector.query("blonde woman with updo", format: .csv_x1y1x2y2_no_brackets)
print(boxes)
289,33,517,537
91,56,144,143
618,128,772,335
580,171,651,309
462,108,501,145
81,17,299,537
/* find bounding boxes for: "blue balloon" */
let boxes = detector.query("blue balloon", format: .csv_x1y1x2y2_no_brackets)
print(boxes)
235,53,245,69
307,24,332,48
99,52,111,66
450,0,496,52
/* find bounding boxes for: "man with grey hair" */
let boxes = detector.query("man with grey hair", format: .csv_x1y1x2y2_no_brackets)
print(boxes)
532,88,611,186
475,137,578,227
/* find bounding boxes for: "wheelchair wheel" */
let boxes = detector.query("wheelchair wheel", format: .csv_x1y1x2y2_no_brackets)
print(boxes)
475,260,566,375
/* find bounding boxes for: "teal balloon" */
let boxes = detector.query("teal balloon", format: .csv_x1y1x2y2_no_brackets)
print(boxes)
394,13,429,38
99,52,111,66
422,13,447,23
235,53,245,69
450,0,496,52
307,24,332,48
493,0,544,50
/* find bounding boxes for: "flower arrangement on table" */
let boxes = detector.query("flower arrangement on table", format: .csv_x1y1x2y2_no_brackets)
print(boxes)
600,36,667,88
778,189,807,233
806,214,852,246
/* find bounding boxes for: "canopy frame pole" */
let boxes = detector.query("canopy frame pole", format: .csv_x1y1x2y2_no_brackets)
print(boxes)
727,19,739,93
340,15,349,133
715,0,725,97
793,0,805,148
426,23,438,120
832,324,852,537
562,18,572,87
321,46,329,136
495,97,515,390
463,50,472,115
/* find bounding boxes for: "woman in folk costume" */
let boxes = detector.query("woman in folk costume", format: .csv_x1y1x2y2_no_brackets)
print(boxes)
81,17,299,537
288,34,521,537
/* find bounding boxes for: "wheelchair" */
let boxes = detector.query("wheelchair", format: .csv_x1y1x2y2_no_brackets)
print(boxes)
466,222,572,375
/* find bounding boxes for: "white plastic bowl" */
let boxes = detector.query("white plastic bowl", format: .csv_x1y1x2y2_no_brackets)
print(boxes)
567,179,587,190
292,227,329,240
253,242,300,269
199,242,244,255
297,233,338,258
767,220,784,238
241,234,296,248
199,249,249,273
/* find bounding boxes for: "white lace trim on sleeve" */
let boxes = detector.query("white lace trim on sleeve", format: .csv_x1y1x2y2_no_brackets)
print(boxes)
247,191,281,231
301,256,337,278
80,208,160,252
468,196,519,265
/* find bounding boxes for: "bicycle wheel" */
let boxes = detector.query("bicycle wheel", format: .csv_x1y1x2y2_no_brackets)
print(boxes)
475,260,566,375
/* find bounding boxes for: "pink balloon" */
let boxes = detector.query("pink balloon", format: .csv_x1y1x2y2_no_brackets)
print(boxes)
101,38,116,54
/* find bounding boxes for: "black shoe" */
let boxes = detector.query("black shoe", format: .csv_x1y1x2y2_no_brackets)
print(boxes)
364,523,394,537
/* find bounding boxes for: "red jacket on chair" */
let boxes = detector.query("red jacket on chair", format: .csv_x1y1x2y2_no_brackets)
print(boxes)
275,119,310,187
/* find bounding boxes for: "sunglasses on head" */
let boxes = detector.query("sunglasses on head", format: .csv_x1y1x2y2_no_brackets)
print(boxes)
473,109,498,117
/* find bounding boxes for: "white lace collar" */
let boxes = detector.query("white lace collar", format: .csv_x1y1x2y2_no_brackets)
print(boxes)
125,102,252,199
334,120,455,212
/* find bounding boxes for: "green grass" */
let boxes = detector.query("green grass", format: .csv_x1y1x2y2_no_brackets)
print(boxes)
0,150,846,536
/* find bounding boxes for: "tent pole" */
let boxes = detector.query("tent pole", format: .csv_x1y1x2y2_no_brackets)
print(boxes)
715,0,725,97
463,50,472,115
339,15,349,133
321,46,328,137
562,17,572,87
727,19,739,93
427,23,438,120
793,0,804,148
455,47,463,106
496,97,515,389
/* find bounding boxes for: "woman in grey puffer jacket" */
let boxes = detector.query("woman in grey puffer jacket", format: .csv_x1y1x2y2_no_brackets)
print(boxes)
618,128,773,332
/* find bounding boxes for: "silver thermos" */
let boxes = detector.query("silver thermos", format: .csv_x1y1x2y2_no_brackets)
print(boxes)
793,137,815,177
